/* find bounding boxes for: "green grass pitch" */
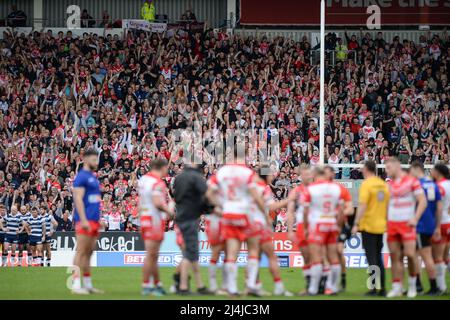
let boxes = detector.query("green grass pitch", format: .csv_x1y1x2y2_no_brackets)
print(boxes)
0,267,449,300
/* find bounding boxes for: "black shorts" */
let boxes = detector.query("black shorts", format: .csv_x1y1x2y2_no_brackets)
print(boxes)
18,233,29,245
0,233,4,244
416,233,432,249
338,223,352,243
43,235,52,244
177,219,199,262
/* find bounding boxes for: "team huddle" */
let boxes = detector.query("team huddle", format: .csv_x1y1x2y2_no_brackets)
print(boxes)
7,148,447,297
133,156,450,297
0,204,58,267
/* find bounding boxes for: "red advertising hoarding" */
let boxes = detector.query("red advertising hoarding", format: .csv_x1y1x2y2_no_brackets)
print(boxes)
240,0,450,25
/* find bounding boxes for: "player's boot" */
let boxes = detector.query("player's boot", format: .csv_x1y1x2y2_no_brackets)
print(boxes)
152,286,167,296
407,286,417,298
71,288,90,295
387,285,403,298
88,287,105,294
215,288,228,295
141,287,154,296
318,275,327,294
197,287,213,295
324,288,337,296
273,282,292,296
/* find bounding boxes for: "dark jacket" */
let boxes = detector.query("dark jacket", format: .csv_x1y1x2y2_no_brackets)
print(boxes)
173,167,208,222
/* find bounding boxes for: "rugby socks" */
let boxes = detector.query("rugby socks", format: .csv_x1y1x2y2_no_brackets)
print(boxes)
18,253,23,266
308,263,323,295
0,253,5,267
303,264,311,289
408,274,417,292
83,272,93,289
320,266,330,294
246,256,259,291
27,255,32,267
416,275,423,292
36,256,42,266
225,261,238,294
341,272,346,290
273,278,285,294
208,259,218,292
429,278,438,292
435,261,447,291
221,263,228,290
392,278,402,292
330,263,342,293
46,258,51,267
142,276,154,289
72,275,81,290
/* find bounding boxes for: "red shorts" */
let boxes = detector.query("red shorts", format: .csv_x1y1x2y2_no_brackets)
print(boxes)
307,223,339,245
140,216,165,242
432,223,450,244
221,214,253,242
174,225,184,248
296,223,308,248
387,221,416,243
259,226,273,245
205,220,224,246
75,221,100,238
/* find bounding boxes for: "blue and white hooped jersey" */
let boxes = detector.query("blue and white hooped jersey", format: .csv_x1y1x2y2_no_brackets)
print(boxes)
28,216,44,238
42,213,54,236
20,212,32,233
4,214,22,236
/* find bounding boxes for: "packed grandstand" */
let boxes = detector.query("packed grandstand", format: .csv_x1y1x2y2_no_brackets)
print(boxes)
0,21,449,233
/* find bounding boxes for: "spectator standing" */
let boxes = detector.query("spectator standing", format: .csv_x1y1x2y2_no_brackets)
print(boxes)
141,0,156,22
56,210,73,231
7,5,27,27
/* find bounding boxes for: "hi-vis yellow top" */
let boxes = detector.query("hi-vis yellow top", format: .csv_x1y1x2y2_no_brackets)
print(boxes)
358,176,389,234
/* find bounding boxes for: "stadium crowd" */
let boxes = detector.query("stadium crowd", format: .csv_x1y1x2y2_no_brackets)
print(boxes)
0,25,449,232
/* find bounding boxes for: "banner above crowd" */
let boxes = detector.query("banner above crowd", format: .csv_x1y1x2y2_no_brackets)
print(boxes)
122,19,167,33
240,0,450,25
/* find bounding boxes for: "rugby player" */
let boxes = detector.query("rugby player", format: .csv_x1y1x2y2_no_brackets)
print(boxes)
324,165,351,291
384,157,427,298
410,161,443,295
253,171,291,296
206,160,265,296
0,204,6,266
204,212,227,294
138,159,174,296
287,165,314,294
302,167,353,295
72,149,103,294
18,206,31,267
431,163,450,293
0,205,24,267
25,207,45,266
41,209,58,267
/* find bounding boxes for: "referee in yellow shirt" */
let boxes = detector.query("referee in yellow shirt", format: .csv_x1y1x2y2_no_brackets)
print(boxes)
352,160,389,296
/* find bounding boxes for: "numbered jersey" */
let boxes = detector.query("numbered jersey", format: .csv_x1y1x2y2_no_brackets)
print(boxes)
209,164,256,219
251,180,274,225
388,175,423,222
292,184,308,224
303,180,351,225
138,173,168,220
437,179,450,225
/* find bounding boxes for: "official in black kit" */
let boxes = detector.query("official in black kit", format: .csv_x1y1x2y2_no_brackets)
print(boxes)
172,164,212,295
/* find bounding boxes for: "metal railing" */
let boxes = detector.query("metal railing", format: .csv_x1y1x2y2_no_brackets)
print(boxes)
311,49,357,66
